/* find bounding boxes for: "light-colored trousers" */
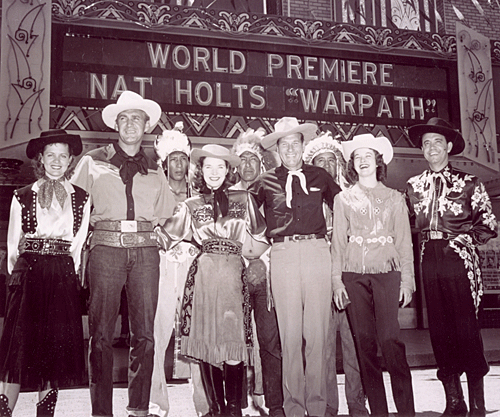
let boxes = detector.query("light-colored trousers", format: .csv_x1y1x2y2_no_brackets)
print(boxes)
270,238,332,417
149,243,209,417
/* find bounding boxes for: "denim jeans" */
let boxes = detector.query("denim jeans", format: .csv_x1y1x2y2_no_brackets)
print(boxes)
88,245,159,417
247,280,283,414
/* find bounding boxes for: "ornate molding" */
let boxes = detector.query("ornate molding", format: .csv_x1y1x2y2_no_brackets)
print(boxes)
51,0,500,63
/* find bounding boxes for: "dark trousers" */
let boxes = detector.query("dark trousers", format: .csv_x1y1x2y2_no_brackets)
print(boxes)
422,240,489,381
343,271,414,417
247,280,283,413
88,245,159,417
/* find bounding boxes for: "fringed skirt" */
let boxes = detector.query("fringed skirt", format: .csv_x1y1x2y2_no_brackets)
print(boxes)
179,240,252,367
0,253,86,391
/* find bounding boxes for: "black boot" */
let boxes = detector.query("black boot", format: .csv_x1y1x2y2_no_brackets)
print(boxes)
36,389,58,417
0,394,12,417
440,375,467,416
200,361,226,416
224,362,244,417
467,374,486,417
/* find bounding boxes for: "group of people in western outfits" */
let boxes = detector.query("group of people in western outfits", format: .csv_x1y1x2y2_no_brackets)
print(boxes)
0,89,496,417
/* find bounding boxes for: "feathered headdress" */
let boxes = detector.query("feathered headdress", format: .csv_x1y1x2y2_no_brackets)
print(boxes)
232,128,279,173
303,131,349,190
154,121,191,165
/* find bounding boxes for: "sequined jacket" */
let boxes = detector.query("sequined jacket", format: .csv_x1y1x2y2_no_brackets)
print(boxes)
331,182,415,292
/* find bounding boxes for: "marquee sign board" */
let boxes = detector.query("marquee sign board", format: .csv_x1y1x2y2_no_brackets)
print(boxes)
52,25,455,128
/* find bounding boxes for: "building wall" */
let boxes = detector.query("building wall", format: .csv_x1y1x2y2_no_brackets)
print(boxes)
444,0,500,40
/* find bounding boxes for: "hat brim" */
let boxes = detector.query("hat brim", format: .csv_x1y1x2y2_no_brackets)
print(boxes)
342,136,394,164
408,124,465,155
26,134,83,159
191,148,241,167
261,123,317,150
102,101,162,132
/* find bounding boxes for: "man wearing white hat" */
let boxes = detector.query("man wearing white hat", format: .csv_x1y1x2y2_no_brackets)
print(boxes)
303,132,368,417
72,91,176,417
406,118,497,417
249,117,341,417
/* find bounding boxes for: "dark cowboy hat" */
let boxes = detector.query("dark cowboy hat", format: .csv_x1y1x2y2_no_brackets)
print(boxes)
26,129,83,159
408,117,465,156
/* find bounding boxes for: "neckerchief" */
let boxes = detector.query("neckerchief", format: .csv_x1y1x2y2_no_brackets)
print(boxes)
285,169,308,208
110,143,149,184
38,176,67,209
211,187,229,219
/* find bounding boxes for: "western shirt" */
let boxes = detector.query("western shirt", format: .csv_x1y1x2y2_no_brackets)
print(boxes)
248,164,341,239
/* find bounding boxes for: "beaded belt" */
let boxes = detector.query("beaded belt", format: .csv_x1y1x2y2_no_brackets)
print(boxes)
349,235,394,245
94,220,153,232
92,230,159,248
202,239,242,256
272,234,325,243
24,238,71,255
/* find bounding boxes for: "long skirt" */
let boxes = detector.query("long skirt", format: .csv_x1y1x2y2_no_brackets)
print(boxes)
179,252,252,367
0,253,86,390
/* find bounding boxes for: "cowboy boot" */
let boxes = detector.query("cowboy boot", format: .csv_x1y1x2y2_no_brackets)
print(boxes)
200,361,226,416
224,362,244,417
36,389,58,417
467,374,486,417
0,395,12,417
440,375,467,416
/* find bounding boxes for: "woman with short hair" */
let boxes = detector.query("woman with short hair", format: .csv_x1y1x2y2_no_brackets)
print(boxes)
156,144,267,417
331,134,415,417
0,130,90,417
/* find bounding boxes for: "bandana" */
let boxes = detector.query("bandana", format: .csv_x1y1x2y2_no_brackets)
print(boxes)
38,177,67,209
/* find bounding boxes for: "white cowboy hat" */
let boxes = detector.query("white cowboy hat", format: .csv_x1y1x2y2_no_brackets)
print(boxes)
261,117,317,150
303,131,343,165
102,91,162,131
342,133,394,164
191,144,241,168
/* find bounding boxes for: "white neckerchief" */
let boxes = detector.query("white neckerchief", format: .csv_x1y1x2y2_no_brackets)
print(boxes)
285,169,308,208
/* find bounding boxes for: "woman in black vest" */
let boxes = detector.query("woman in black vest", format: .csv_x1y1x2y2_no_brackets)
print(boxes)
0,130,90,417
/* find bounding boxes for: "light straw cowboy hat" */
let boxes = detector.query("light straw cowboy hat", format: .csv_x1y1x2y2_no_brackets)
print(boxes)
341,133,394,164
102,91,162,131
261,117,317,150
191,144,241,168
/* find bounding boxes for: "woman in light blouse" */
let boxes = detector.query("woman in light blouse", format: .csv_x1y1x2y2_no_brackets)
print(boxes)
331,133,415,417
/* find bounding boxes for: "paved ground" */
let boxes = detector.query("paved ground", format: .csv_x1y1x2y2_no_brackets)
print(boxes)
12,365,500,416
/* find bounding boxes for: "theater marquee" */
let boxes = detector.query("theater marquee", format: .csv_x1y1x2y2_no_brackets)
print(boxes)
52,25,453,126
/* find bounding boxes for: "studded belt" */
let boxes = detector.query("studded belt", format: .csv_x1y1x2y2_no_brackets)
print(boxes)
24,238,71,255
94,220,153,232
202,239,242,255
423,230,449,240
91,230,159,248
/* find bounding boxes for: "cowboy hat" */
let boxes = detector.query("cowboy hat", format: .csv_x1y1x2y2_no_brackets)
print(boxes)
303,131,344,165
408,117,465,155
261,117,317,150
342,133,394,164
26,129,83,159
102,91,162,131
191,144,241,167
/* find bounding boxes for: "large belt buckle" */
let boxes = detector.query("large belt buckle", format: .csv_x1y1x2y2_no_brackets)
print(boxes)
41,239,53,255
121,220,138,233
430,230,443,240
120,233,137,247
291,234,300,242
